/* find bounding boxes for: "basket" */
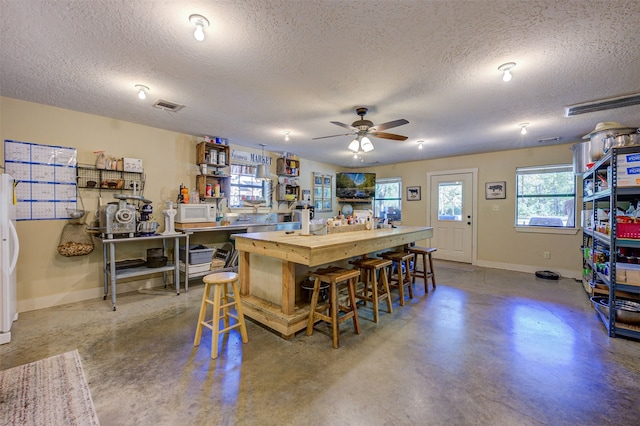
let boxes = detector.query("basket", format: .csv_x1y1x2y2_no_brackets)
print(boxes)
617,222,640,239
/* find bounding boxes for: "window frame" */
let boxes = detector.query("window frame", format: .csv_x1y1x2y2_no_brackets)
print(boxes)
374,177,402,222
229,163,271,208
515,164,579,235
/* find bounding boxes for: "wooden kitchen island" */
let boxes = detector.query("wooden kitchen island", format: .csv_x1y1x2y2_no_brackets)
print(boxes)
233,226,433,338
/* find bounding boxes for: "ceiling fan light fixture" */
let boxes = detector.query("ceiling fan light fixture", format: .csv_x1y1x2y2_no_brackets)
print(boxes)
417,140,424,150
348,138,360,152
189,14,210,41
519,123,529,134
498,62,516,82
360,136,374,152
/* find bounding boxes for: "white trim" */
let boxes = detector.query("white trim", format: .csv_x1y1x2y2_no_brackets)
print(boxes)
475,259,581,280
17,276,168,313
515,226,580,235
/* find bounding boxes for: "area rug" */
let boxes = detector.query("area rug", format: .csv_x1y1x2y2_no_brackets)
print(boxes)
0,349,100,425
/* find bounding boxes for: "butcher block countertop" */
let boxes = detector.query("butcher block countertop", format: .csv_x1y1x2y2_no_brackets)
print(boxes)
234,226,433,267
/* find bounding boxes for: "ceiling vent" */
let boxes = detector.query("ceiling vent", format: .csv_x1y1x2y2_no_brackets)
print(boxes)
538,136,561,143
565,93,640,117
152,99,184,112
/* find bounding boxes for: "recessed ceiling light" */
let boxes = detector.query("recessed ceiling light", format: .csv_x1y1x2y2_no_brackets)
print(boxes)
189,14,210,41
498,62,516,82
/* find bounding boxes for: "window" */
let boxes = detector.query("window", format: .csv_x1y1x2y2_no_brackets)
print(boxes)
313,173,332,212
438,181,463,221
229,164,271,207
516,164,575,228
375,177,402,222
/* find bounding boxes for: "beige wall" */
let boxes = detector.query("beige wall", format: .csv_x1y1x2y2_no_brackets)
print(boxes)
357,145,582,278
0,96,341,312
1,96,582,312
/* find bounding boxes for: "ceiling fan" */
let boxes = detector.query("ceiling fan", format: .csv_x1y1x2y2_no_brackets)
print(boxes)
313,107,409,153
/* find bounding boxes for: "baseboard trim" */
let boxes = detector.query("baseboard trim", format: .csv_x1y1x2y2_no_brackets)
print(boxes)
475,259,581,280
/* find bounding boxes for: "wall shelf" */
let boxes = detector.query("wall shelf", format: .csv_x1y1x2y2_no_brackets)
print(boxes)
77,165,145,191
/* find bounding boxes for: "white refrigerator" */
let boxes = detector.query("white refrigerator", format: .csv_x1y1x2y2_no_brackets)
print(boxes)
1,173,19,344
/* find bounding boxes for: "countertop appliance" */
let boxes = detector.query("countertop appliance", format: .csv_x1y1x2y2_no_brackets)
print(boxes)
1,173,19,344
175,203,217,223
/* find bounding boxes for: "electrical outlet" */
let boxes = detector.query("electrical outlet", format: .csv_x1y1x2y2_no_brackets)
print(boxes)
492,205,500,212
544,251,550,259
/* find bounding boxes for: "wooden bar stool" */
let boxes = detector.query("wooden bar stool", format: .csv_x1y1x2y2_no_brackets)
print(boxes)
194,271,249,359
408,246,437,293
378,251,415,306
351,257,393,322
307,266,361,348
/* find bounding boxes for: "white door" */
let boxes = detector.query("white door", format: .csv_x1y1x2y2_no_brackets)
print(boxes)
427,171,475,263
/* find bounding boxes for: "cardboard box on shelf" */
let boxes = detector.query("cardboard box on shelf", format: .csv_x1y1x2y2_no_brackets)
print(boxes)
617,153,640,166
616,263,640,286
617,176,640,187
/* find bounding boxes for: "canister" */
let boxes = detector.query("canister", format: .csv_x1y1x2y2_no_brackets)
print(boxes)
206,183,213,197
214,183,221,197
218,152,226,166
209,150,218,165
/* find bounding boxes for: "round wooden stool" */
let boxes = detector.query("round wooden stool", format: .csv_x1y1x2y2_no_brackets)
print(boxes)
352,257,393,322
194,271,248,359
378,251,415,306
306,266,361,348
408,246,437,293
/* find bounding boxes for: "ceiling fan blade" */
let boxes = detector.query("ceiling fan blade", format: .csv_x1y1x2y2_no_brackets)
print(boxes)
370,118,409,132
368,131,408,141
331,121,357,131
312,132,353,140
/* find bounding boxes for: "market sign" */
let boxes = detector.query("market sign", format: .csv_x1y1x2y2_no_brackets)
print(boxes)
230,149,272,165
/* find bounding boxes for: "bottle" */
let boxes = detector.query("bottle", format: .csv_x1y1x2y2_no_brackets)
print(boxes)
366,217,372,230
181,186,189,204
214,183,221,198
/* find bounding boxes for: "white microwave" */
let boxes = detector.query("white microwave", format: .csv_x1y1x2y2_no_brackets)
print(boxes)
175,203,217,223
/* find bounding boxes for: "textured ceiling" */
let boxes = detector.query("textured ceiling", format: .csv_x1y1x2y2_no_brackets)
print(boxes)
1,0,640,168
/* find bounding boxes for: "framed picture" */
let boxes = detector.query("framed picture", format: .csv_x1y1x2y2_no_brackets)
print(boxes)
485,181,506,199
406,186,421,201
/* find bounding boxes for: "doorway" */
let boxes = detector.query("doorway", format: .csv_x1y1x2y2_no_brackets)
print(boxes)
426,169,477,264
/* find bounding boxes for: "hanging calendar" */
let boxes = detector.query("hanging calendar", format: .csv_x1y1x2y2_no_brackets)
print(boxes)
4,139,77,221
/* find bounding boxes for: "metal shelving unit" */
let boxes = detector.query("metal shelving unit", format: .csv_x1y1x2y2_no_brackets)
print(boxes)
77,164,145,192
582,146,640,339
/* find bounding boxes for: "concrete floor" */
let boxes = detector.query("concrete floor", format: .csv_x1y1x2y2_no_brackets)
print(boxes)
2,262,640,425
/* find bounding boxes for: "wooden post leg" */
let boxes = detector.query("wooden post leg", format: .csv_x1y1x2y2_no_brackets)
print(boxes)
194,283,209,346
281,261,295,315
211,284,222,359
347,277,361,335
231,279,249,344
381,267,393,314
330,282,339,349
239,251,250,295
306,278,322,336
371,268,379,323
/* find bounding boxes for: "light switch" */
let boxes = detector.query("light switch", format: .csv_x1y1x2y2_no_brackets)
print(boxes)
492,205,500,212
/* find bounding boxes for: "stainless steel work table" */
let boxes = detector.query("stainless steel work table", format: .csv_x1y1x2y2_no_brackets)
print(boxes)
100,233,187,310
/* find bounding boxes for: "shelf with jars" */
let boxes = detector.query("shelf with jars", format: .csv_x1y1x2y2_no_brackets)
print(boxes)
276,155,300,204
195,141,230,205
582,146,640,340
